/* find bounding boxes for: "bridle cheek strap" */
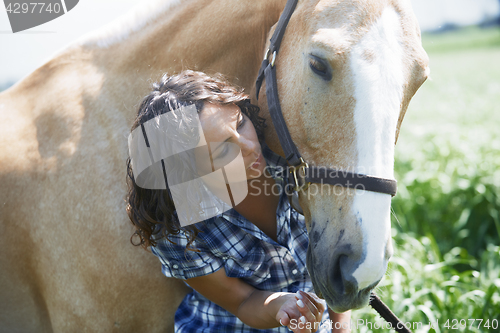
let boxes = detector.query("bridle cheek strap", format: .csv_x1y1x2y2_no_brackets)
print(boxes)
265,64,302,166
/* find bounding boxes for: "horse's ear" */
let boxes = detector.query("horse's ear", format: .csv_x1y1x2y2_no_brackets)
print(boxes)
394,106,407,145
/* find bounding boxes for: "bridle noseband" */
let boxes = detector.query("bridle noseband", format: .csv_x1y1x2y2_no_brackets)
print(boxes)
255,0,397,204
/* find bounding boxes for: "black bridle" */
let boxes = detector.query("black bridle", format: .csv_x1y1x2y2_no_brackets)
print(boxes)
255,0,397,199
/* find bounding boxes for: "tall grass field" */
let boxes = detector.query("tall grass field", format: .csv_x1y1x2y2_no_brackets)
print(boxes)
354,26,500,333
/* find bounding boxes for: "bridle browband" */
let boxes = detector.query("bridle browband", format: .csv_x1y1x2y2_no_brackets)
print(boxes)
255,0,397,198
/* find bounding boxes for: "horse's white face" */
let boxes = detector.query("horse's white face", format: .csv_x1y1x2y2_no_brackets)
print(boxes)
266,0,429,312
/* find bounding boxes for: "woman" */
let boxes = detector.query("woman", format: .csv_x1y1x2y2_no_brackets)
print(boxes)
126,70,350,332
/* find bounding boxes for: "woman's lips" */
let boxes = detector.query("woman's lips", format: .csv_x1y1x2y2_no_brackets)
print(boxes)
248,153,262,170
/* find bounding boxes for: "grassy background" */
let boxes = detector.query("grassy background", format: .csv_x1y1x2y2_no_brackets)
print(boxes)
354,26,500,333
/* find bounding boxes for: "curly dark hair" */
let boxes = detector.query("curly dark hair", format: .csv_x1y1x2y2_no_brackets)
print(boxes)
126,70,266,250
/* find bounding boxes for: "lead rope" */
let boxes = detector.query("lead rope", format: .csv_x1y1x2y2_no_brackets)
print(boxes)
369,292,412,333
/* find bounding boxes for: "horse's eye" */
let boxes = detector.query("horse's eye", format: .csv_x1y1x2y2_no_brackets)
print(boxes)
309,55,332,81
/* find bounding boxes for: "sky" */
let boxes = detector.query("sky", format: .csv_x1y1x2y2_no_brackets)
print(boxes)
1,0,499,87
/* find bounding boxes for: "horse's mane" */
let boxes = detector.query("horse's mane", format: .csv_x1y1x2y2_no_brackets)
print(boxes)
78,0,184,48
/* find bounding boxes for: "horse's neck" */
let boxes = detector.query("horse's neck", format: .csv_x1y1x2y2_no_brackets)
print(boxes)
81,0,286,95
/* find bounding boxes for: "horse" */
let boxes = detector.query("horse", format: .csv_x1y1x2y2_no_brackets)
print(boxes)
0,0,429,331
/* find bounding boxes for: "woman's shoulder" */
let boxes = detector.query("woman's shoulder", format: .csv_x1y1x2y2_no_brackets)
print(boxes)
155,214,243,251
151,215,258,275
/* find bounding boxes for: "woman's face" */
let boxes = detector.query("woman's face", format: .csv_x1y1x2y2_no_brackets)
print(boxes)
196,103,266,180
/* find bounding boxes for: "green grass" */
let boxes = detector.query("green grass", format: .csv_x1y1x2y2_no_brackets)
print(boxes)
355,236,500,333
422,26,500,54
353,26,500,333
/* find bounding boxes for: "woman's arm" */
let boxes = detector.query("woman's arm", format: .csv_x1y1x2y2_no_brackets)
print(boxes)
185,267,324,332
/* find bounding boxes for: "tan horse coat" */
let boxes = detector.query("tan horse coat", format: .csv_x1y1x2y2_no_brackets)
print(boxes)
0,0,428,331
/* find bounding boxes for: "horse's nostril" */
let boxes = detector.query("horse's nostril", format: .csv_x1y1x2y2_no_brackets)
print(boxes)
331,254,357,296
331,258,341,294
331,254,346,295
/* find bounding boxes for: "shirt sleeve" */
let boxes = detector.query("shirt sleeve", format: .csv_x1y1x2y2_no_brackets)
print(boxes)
150,227,225,280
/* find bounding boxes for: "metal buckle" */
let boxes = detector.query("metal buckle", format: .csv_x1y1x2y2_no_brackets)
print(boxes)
290,157,310,192
270,51,277,67
264,49,277,67
263,48,270,61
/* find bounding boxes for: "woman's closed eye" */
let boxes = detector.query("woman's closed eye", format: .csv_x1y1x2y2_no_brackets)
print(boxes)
214,114,246,160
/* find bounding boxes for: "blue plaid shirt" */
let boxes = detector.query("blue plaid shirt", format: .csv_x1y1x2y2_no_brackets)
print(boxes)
151,144,331,332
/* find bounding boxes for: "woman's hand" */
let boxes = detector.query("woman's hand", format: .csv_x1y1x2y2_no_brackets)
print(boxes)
276,290,325,333
185,269,325,330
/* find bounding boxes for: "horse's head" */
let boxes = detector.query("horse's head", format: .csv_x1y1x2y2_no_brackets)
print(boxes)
260,0,429,312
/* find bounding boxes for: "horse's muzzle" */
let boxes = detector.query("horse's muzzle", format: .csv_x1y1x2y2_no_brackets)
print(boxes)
306,242,384,313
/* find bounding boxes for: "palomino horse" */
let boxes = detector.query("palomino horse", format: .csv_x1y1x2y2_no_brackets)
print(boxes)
0,0,429,331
